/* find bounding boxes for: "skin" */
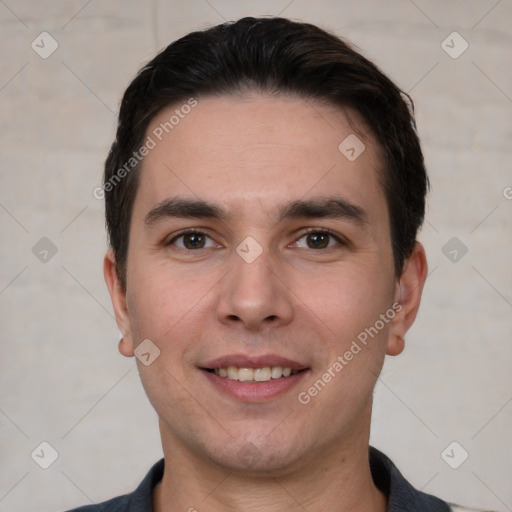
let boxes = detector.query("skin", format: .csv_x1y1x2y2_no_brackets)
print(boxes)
104,94,428,512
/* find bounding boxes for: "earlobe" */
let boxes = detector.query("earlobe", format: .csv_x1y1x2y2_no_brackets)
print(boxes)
386,332,404,356
103,251,135,358
118,337,134,357
386,242,428,356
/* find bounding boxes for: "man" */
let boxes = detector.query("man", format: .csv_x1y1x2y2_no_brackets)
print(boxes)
68,16,474,512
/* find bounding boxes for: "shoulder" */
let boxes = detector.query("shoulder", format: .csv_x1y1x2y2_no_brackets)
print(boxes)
370,447,451,511
370,447,497,512
61,458,165,512
449,505,500,512
62,493,130,511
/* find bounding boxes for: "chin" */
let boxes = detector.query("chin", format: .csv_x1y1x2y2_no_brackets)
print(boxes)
201,430,308,476
215,447,302,475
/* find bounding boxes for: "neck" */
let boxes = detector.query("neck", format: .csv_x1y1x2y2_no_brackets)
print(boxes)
153,414,387,512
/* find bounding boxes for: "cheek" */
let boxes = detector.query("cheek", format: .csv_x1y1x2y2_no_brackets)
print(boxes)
125,261,213,350
124,266,212,413
295,262,395,406
295,275,393,430
294,261,394,341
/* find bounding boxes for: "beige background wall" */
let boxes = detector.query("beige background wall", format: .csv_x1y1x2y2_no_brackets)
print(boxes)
1,1,511,511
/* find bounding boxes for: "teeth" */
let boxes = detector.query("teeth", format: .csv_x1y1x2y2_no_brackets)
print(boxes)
213,366,298,382
271,366,283,378
254,367,271,381
238,368,254,382
227,366,238,380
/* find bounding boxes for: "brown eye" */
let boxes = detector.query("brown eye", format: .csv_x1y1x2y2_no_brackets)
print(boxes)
182,233,206,249
306,232,330,249
169,231,219,250
292,230,342,250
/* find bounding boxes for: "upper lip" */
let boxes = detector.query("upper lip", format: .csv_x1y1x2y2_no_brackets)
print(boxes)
202,354,308,371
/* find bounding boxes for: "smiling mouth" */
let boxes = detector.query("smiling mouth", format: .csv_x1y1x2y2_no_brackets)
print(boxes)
205,366,306,382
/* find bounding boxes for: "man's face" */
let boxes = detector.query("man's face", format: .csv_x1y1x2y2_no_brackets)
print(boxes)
107,94,419,473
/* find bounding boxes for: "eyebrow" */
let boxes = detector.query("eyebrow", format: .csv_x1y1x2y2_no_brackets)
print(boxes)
144,198,226,227
278,198,368,225
144,197,368,228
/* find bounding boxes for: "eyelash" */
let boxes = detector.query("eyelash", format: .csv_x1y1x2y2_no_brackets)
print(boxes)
167,228,347,250
295,228,347,249
167,229,219,249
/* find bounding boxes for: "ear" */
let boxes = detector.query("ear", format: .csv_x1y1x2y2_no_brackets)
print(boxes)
103,250,134,357
386,242,428,356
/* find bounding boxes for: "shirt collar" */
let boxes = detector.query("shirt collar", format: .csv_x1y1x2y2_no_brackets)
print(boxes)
127,448,450,512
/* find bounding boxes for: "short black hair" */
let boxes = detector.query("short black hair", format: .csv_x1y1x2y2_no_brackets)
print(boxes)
104,16,428,288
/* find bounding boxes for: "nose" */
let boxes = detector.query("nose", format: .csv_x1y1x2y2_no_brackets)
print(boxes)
215,248,295,331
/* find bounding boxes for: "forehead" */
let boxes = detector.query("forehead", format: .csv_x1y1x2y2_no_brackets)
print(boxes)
134,94,387,226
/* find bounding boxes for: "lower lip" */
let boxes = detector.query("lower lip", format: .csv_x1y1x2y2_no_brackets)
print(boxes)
201,369,309,402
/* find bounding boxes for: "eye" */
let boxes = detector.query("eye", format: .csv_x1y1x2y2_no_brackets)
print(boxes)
292,230,344,250
168,230,220,250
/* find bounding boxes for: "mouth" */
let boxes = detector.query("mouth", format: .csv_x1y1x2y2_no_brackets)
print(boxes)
200,355,310,402
205,365,303,382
